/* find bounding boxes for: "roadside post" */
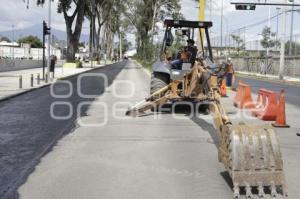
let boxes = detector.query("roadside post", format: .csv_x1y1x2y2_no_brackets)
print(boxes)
37,73,40,85
19,75,22,89
45,73,48,83
30,74,34,87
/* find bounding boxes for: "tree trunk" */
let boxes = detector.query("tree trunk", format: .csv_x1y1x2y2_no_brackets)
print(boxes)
63,0,86,62
66,36,77,61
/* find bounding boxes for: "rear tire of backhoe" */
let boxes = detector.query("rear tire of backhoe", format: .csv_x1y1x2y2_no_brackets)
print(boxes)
150,73,169,94
150,73,169,112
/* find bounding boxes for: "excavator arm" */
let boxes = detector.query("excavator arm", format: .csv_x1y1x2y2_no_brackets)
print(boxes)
126,61,287,198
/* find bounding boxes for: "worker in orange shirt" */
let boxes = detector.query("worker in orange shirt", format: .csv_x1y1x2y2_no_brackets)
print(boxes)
171,39,197,69
226,58,235,87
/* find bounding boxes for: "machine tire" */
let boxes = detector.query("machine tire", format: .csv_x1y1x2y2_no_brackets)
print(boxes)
150,73,169,95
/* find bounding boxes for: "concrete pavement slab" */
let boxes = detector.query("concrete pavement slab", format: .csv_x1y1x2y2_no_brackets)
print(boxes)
16,60,300,199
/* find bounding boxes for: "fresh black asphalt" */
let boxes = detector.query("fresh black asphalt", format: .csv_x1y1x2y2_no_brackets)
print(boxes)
235,76,300,107
0,62,125,199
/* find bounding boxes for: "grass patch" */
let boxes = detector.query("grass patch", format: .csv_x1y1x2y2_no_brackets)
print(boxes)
132,55,154,71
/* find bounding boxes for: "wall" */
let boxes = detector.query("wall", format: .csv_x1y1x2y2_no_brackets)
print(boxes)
215,56,300,77
0,59,43,72
0,46,62,60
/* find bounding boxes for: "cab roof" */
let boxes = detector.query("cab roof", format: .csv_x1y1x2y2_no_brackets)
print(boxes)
164,20,213,29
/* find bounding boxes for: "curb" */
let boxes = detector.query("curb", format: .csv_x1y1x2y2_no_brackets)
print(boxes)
236,73,300,87
132,60,151,77
0,64,112,103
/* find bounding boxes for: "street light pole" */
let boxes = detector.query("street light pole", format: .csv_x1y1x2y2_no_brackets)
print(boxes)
12,25,15,60
279,0,288,80
47,0,51,80
289,1,294,56
91,0,95,68
220,0,224,48
276,8,281,43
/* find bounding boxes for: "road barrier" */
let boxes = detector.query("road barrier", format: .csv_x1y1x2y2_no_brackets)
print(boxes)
272,90,290,128
233,81,255,109
252,89,278,121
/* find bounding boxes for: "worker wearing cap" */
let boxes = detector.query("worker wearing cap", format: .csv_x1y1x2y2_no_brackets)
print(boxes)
171,39,197,68
226,58,235,87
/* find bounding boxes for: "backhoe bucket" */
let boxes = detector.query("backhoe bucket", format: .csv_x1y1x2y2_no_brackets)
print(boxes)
219,124,287,198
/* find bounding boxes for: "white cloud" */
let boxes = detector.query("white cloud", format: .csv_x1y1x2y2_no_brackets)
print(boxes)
0,0,89,33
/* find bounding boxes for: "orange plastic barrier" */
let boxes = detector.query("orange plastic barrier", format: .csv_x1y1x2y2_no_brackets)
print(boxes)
221,79,227,97
233,81,255,109
252,89,278,121
272,90,290,128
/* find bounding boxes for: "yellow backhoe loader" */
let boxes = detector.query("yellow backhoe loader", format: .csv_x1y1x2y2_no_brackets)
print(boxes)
126,20,287,198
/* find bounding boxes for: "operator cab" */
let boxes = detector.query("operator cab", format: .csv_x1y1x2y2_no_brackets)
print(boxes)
151,20,214,94
153,20,214,81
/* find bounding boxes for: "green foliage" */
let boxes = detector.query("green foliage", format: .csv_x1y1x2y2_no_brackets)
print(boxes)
285,41,300,56
78,42,85,48
17,35,43,48
231,34,245,53
133,55,153,71
0,36,11,42
260,26,279,50
124,0,182,62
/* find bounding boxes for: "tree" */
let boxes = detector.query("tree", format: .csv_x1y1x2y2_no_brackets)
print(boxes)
32,0,87,61
85,0,114,57
285,41,300,56
124,0,182,61
17,35,43,48
0,36,11,42
260,26,279,55
231,34,245,55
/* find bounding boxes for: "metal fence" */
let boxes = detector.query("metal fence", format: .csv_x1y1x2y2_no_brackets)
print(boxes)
212,32,300,78
215,56,300,78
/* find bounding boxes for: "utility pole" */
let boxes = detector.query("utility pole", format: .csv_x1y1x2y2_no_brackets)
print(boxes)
47,0,51,80
91,0,95,68
289,1,294,56
279,0,288,80
220,0,224,48
209,0,212,20
276,8,281,43
198,0,206,47
119,32,122,60
267,6,271,56
12,25,15,60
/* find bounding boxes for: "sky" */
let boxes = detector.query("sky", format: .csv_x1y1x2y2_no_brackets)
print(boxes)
0,0,300,45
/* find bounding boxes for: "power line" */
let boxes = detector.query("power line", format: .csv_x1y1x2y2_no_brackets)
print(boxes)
231,11,283,33
230,9,300,34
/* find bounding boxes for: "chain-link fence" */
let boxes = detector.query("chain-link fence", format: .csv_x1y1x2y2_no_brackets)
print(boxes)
213,33,300,78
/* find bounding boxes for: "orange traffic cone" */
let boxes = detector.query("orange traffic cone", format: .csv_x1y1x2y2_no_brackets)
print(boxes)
221,79,227,97
272,89,290,128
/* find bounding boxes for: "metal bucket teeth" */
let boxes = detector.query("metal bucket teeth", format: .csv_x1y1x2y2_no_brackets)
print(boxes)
258,185,265,197
221,124,287,198
245,185,253,198
233,184,240,199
